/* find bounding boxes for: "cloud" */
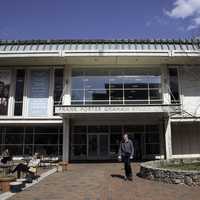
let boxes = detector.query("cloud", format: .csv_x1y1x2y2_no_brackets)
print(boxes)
165,0,200,30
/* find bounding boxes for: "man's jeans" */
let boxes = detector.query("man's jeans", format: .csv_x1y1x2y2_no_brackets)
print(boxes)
122,153,132,178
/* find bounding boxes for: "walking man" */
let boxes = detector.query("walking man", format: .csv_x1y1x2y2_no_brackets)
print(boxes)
118,133,134,181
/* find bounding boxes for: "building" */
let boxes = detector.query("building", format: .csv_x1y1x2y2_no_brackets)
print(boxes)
0,39,199,162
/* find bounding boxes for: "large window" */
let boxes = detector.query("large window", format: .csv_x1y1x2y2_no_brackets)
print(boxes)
14,69,25,116
169,68,180,104
71,68,162,105
54,69,63,106
0,126,62,157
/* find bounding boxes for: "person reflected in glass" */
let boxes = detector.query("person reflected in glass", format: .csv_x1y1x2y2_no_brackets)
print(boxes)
118,133,134,181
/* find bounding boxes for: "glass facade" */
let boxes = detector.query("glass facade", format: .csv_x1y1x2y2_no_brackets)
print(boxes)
71,68,162,105
0,126,63,157
71,124,160,160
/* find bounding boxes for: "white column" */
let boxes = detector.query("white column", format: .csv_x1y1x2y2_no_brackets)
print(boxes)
162,66,171,104
63,118,70,162
165,118,172,159
62,65,71,105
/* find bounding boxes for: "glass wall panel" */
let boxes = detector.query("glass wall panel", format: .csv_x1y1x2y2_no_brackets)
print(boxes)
71,68,162,105
0,126,62,157
169,68,180,104
14,69,25,116
54,68,64,114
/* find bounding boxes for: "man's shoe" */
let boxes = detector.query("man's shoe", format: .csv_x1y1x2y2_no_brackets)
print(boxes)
124,176,128,181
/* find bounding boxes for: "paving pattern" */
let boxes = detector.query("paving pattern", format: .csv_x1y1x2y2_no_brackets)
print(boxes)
9,163,200,200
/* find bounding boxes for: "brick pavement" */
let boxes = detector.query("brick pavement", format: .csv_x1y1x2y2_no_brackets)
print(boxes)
9,163,200,200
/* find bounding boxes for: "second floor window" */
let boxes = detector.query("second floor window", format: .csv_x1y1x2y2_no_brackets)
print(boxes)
14,69,25,116
169,68,180,104
71,68,162,105
54,69,64,113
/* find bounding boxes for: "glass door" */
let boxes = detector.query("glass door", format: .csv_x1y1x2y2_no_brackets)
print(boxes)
99,134,109,157
87,134,109,159
88,134,98,158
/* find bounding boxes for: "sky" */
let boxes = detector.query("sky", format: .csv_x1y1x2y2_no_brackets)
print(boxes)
0,0,200,40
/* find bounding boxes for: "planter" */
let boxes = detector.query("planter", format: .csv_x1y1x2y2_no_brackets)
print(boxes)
140,159,200,186
0,176,16,192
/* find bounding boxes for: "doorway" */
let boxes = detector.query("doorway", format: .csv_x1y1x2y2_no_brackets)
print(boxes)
87,134,109,159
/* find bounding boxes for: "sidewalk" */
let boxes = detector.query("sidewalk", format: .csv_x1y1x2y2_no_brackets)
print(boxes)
8,163,200,200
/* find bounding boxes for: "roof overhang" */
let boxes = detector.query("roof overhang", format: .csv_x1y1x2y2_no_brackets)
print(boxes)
0,50,199,66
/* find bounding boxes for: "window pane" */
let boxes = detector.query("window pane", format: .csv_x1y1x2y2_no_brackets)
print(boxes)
146,144,160,154
150,89,161,100
15,70,25,101
124,76,148,88
73,126,87,134
5,134,24,144
71,145,86,157
110,76,123,89
169,68,180,103
34,134,58,144
84,76,109,89
149,76,161,88
35,145,58,156
145,134,160,143
14,103,23,116
110,126,122,133
125,90,148,100
88,125,109,133
85,89,109,101
110,134,121,145
71,90,84,101
4,145,23,156
110,90,123,101
72,134,86,144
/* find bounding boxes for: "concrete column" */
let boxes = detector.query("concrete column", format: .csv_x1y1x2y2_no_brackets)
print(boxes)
162,66,171,104
63,118,70,162
62,65,71,105
165,118,172,159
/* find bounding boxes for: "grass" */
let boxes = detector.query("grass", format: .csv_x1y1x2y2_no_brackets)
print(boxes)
161,162,200,171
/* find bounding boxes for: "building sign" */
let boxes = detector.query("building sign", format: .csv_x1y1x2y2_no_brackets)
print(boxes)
0,70,10,115
55,105,180,114
28,70,50,116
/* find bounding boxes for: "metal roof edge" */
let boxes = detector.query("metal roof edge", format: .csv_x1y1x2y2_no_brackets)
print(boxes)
0,38,199,45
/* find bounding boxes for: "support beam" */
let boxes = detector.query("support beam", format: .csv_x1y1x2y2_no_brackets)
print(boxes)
165,118,172,159
63,118,70,162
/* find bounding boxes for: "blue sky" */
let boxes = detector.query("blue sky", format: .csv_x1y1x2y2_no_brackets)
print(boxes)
0,0,199,40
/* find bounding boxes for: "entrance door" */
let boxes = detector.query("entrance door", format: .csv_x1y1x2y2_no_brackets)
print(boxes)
87,134,109,159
